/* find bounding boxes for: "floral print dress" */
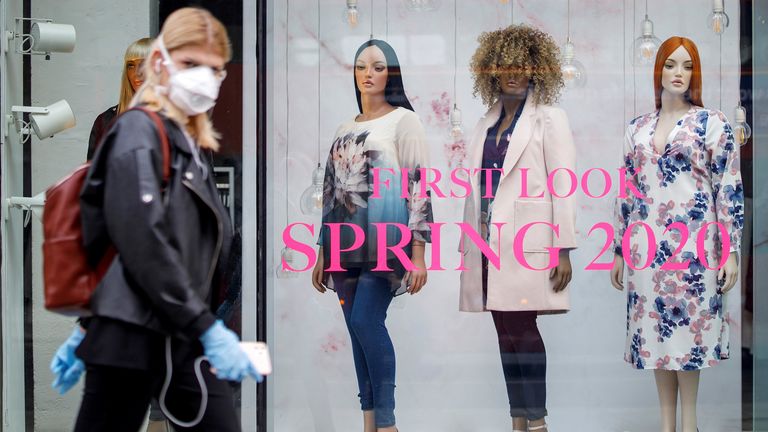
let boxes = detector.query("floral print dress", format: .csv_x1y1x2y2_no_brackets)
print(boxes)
614,106,744,371
318,107,433,295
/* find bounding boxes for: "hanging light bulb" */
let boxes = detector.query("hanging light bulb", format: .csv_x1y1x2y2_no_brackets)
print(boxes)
632,15,662,66
300,163,325,215
561,39,587,89
708,0,729,35
450,104,463,138
733,105,752,146
276,247,300,279
343,0,360,27
499,0,510,3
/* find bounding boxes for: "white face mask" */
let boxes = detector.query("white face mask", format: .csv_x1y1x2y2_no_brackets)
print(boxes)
157,36,222,116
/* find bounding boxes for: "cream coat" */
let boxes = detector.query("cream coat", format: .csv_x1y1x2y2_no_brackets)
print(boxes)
458,98,577,313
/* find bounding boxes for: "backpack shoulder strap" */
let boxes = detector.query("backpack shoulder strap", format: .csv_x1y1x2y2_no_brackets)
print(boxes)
130,106,171,184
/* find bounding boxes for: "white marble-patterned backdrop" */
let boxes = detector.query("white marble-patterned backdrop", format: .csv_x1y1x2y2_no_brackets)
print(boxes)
266,1,743,431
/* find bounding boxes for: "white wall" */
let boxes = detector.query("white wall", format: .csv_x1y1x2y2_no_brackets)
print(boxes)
30,1,149,430
268,1,743,431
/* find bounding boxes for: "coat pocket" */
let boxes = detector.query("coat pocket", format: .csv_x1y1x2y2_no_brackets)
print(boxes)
514,201,554,253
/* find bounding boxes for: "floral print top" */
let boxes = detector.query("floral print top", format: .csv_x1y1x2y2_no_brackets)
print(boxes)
613,106,743,370
318,107,433,295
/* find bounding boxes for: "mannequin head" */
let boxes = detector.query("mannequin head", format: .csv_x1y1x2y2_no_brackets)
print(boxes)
498,69,530,100
353,39,414,113
355,45,388,99
654,37,703,109
138,7,232,151
470,24,562,107
117,37,152,114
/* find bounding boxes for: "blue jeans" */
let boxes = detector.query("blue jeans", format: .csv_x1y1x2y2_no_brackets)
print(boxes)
331,267,396,428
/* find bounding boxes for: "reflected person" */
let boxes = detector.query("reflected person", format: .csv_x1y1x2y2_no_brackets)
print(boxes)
87,37,152,160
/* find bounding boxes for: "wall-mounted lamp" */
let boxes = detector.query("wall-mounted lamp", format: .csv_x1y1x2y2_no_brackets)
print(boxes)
6,100,76,143
4,18,76,59
3,191,45,226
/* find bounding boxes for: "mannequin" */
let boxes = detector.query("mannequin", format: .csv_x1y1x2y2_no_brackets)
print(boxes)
611,37,743,432
311,39,433,432
460,25,577,432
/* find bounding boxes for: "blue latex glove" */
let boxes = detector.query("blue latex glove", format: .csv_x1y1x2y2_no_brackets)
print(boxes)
50,326,86,395
200,320,263,382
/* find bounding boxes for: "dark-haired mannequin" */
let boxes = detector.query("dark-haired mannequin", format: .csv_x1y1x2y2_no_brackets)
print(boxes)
311,40,433,432
611,38,742,432
354,46,398,122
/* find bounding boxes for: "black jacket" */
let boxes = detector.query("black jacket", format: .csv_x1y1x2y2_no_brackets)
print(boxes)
87,105,118,160
80,109,232,340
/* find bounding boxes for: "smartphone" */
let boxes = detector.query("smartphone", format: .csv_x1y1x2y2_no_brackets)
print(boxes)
240,342,273,375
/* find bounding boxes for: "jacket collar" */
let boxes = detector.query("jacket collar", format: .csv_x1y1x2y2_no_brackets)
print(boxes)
500,96,536,181
163,116,194,156
471,96,538,183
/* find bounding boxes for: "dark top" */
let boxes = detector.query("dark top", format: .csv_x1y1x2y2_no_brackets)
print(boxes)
480,98,527,226
87,105,118,160
78,109,231,369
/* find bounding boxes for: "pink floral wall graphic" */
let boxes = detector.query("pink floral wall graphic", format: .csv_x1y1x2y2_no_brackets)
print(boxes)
425,92,467,169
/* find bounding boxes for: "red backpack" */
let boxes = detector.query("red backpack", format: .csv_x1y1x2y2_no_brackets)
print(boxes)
42,107,170,316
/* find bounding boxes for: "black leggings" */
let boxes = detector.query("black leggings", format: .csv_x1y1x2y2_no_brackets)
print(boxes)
73,362,240,432
491,310,547,421
483,256,547,420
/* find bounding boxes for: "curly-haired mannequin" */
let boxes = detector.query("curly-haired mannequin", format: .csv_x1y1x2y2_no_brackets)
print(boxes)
460,25,577,432
469,25,563,107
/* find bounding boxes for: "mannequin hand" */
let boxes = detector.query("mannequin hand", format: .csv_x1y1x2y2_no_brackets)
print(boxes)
549,250,572,292
717,252,739,293
610,254,625,291
405,258,428,295
311,248,326,293
50,326,86,395
200,320,264,383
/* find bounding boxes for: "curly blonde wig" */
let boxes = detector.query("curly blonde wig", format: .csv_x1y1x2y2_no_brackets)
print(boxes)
470,25,563,107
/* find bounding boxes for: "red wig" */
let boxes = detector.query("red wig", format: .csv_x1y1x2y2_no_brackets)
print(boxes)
653,36,704,109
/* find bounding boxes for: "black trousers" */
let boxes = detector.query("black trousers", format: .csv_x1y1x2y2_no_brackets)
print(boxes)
73,361,240,432
483,257,547,421
491,310,548,421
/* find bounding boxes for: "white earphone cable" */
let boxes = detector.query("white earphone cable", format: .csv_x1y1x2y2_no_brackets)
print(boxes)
158,337,209,428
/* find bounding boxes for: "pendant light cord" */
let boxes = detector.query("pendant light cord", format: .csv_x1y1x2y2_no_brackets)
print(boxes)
454,0,458,105
370,0,374,39
633,0,637,117
567,0,570,40
317,0,321,164
622,0,626,126
719,33,723,110
285,1,290,219
510,0,514,25
386,0,389,39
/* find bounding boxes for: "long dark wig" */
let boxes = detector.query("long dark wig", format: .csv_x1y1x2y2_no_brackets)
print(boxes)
353,39,414,113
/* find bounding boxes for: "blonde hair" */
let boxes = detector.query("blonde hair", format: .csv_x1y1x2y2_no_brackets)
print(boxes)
134,7,232,151
470,25,563,107
117,37,152,115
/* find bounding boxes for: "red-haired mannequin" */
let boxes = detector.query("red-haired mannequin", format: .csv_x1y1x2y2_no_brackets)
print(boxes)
653,37,704,109
611,37,743,432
